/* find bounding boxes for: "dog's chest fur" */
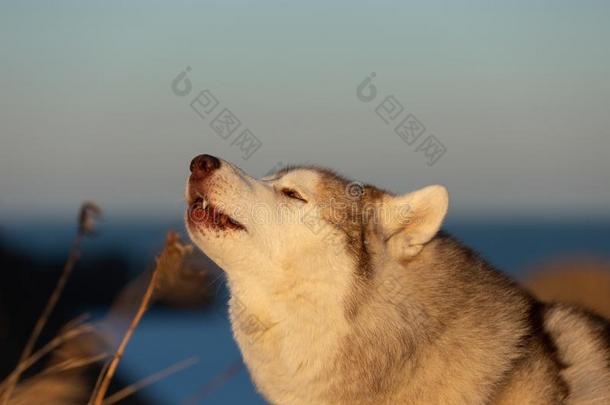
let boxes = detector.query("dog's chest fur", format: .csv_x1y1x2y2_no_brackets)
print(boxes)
186,160,610,404
226,235,610,405
227,272,352,404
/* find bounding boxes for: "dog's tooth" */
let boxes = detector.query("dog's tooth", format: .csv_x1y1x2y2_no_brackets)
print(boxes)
201,198,208,209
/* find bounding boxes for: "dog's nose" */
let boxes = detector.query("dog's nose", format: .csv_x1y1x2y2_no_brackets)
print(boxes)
190,154,221,179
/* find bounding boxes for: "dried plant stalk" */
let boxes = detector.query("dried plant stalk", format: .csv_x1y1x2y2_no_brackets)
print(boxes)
40,353,110,376
89,231,193,405
89,269,158,405
182,359,243,405
103,357,198,405
0,202,100,404
0,324,93,394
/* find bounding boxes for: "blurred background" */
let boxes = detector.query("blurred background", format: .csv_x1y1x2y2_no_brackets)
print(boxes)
1,1,609,404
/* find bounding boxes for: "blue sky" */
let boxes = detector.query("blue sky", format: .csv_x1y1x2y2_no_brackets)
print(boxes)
1,1,609,220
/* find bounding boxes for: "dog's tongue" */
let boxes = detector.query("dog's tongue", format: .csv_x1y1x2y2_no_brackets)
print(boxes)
190,205,208,222
189,197,244,230
219,213,228,225
190,201,232,227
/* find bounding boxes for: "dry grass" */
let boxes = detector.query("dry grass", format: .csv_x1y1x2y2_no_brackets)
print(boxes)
0,202,203,405
0,202,101,405
89,231,195,405
88,269,158,405
182,359,243,405
104,356,198,405
5,203,608,404
523,256,610,319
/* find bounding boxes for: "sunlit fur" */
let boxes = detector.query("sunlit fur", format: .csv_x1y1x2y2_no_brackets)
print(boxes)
186,158,610,405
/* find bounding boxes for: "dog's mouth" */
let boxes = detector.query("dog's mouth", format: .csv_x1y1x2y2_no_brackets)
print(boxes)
188,194,246,231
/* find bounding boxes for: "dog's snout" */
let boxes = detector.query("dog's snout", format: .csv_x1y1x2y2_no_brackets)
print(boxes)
190,154,220,179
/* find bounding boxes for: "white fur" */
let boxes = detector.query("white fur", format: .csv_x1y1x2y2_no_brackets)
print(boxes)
186,163,358,403
186,158,610,405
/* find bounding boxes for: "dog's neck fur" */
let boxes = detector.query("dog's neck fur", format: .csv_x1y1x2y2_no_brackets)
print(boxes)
187,161,608,404
226,243,354,360
225,232,535,404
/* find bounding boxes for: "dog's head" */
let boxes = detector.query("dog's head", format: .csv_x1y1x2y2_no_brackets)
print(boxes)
185,154,448,296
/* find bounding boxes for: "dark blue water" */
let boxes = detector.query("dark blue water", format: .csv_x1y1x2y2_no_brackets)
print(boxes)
2,219,609,404
4,219,609,275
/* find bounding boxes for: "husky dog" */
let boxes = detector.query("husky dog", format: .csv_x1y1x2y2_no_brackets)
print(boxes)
185,154,610,405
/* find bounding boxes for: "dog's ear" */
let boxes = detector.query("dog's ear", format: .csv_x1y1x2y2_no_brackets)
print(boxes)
378,185,449,258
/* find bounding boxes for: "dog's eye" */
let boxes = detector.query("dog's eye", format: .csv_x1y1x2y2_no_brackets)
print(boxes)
281,188,307,203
